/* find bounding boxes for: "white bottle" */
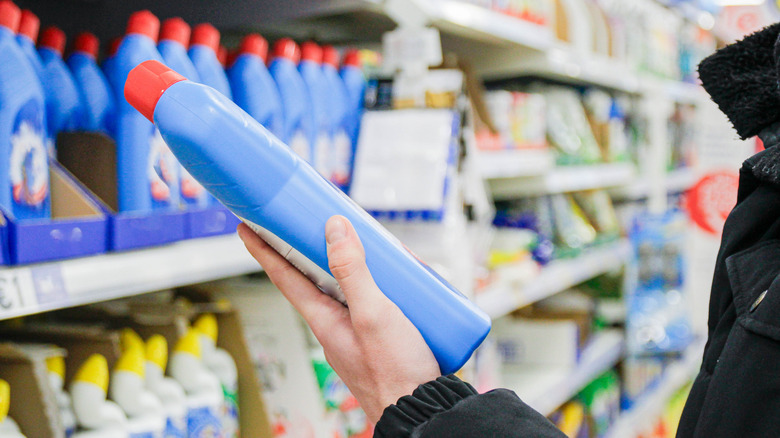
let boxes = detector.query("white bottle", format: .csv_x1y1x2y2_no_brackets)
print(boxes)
109,345,166,437
144,335,188,438
46,356,77,437
169,329,222,438
70,354,129,438
0,379,25,438
193,314,238,437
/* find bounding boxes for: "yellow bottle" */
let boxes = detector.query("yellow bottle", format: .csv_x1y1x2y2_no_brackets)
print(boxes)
109,344,165,437
46,356,77,436
70,354,128,438
145,335,187,437
193,314,238,437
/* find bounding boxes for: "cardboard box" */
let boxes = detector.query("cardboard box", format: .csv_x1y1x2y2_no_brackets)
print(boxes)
57,132,186,251
2,163,109,265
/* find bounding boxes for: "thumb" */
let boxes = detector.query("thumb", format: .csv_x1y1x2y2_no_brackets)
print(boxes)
325,215,383,309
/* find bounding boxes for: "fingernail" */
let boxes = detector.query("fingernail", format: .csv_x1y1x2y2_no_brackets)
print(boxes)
326,217,347,244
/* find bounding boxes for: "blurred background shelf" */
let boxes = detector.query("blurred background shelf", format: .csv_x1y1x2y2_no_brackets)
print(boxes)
477,149,556,179
488,163,636,200
612,168,697,200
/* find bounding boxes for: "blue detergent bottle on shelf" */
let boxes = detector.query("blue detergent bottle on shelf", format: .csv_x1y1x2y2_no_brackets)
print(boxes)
227,33,284,139
101,36,121,86
321,46,351,190
188,23,231,100
298,42,331,177
340,49,366,192
15,9,44,82
268,38,314,163
107,10,179,212
125,60,491,374
38,26,84,146
67,32,116,134
0,0,50,220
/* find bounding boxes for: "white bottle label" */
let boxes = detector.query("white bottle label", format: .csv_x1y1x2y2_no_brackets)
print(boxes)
220,384,239,438
186,406,221,438
330,128,352,186
9,99,48,209
164,415,187,438
289,129,311,163
314,132,331,178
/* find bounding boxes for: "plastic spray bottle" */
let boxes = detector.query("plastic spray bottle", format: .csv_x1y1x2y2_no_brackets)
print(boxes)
193,314,238,437
124,61,491,374
188,24,231,99
0,0,50,221
46,356,77,437
169,329,222,437
109,344,166,437
0,379,25,438
38,26,84,139
340,49,366,190
320,45,351,189
67,32,116,134
298,41,331,176
70,354,129,438
145,335,188,438
15,9,44,82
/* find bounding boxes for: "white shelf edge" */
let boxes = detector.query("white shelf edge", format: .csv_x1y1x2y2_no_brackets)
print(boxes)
606,338,705,438
502,330,626,416
488,163,637,200
476,239,631,319
477,148,556,179
0,234,262,321
611,167,697,200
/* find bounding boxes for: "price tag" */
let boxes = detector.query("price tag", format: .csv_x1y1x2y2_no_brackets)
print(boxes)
0,268,35,319
30,265,67,306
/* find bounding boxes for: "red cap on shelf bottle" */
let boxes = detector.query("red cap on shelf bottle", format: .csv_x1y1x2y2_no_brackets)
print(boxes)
107,36,121,57
126,10,160,42
272,38,300,64
160,17,190,47
17,9,39,42
342,49,361,68
239,34,268,62
217,44,227,67
0,1,21,33
300,41,322,64
322,45,340,68
73,32,99,58
190,23,219,53
40,26,66,56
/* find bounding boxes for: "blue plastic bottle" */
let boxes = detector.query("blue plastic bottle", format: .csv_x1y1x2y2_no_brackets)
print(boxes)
268,39,314,163
298,42,331,177
38,26,84,144
101,36,121,87
188,24,231,100
340,50,366,192
158,17,209,209
125,61,491,374
15,9,44,82
227,33,284,139
106,10,179,212
321,46,351,189
67,32,116,134
0,0,50,220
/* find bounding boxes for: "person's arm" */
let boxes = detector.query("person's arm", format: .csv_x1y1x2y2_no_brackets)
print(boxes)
237,216,565,436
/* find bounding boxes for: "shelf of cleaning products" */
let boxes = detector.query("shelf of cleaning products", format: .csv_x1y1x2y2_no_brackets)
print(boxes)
0,234,261,321
605,338,705,438
488,163,636,200
502,330,626,416
476,148,556,179
611,167,697,200
476,239,631,319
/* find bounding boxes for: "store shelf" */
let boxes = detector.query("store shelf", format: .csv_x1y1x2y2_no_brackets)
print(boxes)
606,338,705,438
476,148,556,179
488,163,636,200
502,330,626,416
0,234,261,321
611,167,697,200
476,239,631,319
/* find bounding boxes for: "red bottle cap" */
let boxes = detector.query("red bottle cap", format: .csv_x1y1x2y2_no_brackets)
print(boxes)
18,9,38,42
0,1,21,33
342,49,361,68
107,36,122,57
217,44,227,67
126,10,159,42
239,34,268,62
272,38,300,64
73,32,99,58
160,17,190,48
190,23,219,53
124,60,186,123
300,41,322,64
40,26,66,56
322,45,339,68
226,48,239,68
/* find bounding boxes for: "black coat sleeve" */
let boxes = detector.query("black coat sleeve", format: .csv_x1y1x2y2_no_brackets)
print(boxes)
374,375,566,437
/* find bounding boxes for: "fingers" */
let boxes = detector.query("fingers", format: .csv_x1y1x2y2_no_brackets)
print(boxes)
237,224,349,335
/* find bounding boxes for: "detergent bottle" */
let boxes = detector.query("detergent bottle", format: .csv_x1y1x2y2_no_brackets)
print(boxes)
188,24,231,99
124,61,491,374
226,33,284,139
46,356,77,437
15,9,44,82
67,32,116,134
168,329,222,438
298,42,331,177
107,10,179,212
120,328,144,353
70,354,129,438
157,17,208,208
109,344,166,437
216,45,227,69
193,314,238,437
340,49,366,190
145,335,187,438
320,45,351,189
0,0,50,221
267,38,313,163
38,26,84,140
101,36,122,87
0,379,24,438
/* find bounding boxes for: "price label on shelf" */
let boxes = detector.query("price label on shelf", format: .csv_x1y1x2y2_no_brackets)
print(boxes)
0,268,38,319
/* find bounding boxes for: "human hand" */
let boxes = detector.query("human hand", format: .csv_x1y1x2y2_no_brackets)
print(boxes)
237,216,441,423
